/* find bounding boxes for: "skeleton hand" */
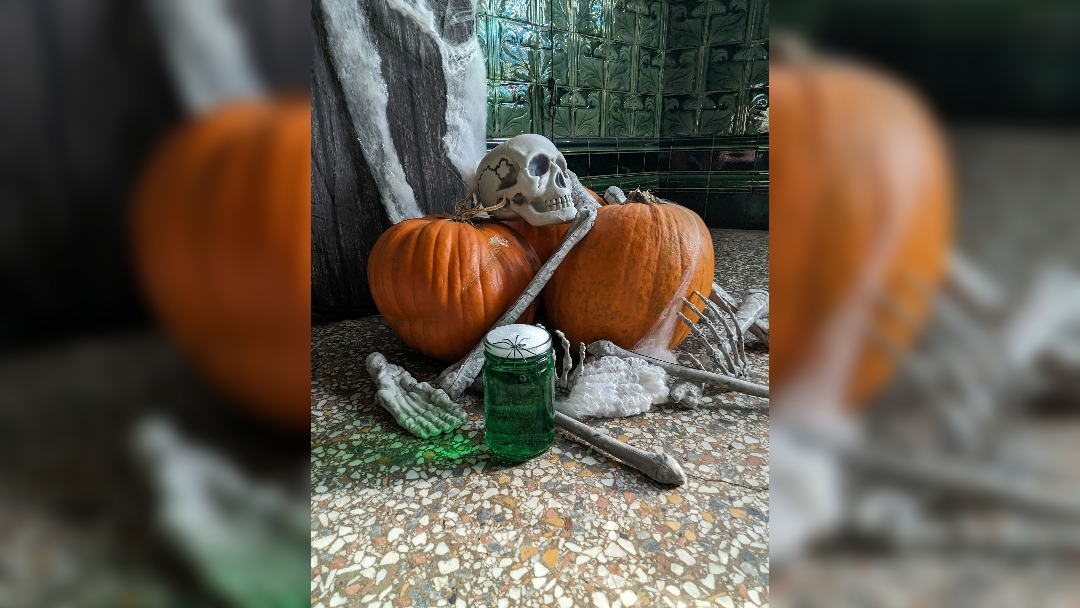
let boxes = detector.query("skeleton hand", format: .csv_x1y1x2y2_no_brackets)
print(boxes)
367,352,468,439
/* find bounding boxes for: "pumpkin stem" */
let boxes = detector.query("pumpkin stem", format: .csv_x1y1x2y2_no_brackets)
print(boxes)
625,188,663,204
449,191,509,223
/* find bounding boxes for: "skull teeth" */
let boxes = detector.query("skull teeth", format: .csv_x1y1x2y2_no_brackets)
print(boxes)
543,194,572,211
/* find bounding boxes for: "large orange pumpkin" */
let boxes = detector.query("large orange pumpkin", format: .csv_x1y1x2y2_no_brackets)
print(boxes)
133,97,311,429
368,216,541,361
543,201,714,353
771,53,953,406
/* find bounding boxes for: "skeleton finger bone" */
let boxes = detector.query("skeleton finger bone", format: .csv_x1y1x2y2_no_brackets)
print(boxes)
555,329,573,391
555,412,686,485
679,309,738,375
712,283,768,344
680,289,768,377
438,204,598,398
588,340,770,398
709,294,749,371
367,352,468,439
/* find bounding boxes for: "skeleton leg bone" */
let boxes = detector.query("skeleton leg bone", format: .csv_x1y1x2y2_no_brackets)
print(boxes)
555,412,686,485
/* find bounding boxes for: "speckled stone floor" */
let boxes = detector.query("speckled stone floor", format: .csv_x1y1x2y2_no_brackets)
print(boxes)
311,228,769,608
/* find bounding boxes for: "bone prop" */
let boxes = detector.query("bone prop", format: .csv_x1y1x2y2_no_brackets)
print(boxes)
438,205,598,398
587,340,770,399
680,289,768,377
367,352,468,438
711,283,768,345
709,288,767,371
555,412,687,485
680,294,746,376
945,250,1007,320
836,434,1080,521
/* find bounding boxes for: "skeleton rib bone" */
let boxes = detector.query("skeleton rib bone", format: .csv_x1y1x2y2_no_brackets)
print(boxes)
588,340,770,399
366,352,469,438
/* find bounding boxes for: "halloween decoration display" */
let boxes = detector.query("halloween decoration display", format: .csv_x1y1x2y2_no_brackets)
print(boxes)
775,254,1080,562
770,50,953,406
544,200,715,356
132,98,311,430
365,133,770,485
366,214,541,361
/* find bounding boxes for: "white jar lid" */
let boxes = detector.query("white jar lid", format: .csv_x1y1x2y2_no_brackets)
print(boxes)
484,324,552,359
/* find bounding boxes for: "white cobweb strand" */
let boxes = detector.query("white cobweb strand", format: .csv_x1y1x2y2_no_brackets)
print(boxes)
320,0,423,223
143,0,264,114
556,356,670,419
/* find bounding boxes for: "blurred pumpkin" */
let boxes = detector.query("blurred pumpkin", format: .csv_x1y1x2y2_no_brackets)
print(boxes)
543,201,714,353
132,97,310,429
770,51,953,406
367,215,541,361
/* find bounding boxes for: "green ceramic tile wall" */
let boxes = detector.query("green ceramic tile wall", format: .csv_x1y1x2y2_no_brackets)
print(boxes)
479,0,768,229
662,0,769,136
478,0,768,138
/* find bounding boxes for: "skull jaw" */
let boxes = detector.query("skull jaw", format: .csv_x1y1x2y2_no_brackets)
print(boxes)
516,203,577,226
487,195,577,226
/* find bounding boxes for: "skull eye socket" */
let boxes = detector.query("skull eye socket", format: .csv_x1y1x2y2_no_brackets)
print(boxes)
527,154,550,177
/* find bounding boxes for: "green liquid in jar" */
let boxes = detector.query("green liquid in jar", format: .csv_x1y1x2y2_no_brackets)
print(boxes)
483,350,555,463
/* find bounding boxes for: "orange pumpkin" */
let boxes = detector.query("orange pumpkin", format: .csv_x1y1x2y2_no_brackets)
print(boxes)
133,97,311,429
543,201,714,353
770,54,953,406
368,216,541,361
501,220,569,266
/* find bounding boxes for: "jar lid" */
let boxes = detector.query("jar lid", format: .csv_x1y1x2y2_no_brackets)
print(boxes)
484,324,552,359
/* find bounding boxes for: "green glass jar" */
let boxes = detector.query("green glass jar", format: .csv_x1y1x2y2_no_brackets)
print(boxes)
483,324,555,463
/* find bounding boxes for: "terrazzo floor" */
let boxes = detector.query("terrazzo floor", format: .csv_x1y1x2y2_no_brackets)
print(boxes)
311,228,770,608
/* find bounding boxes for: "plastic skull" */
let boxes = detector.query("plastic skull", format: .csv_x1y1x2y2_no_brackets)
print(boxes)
476,134,575,226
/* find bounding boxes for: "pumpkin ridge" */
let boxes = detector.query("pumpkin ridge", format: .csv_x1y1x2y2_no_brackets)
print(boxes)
459,228,506,295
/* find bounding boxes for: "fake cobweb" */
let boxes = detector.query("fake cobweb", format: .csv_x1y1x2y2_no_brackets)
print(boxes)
556,356,670,419
320,0,487,224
